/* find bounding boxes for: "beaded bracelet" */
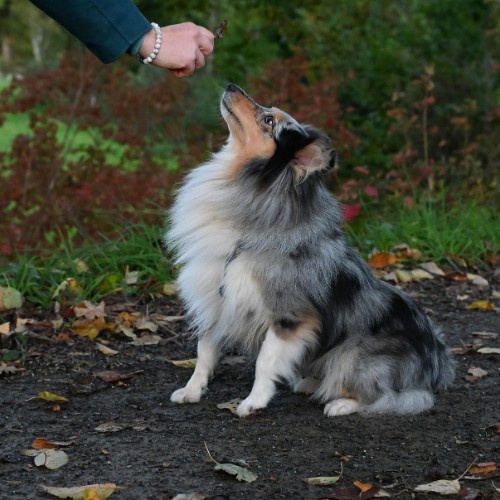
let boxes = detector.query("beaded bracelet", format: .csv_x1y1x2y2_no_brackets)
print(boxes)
137,22,162,64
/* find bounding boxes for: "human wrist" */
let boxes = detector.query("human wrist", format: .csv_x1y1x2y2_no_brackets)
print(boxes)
137,23,162,64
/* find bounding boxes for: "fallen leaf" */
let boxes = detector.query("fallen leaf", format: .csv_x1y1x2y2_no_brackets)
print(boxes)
74,258,89,273
217,399,242,415
470,275,489,287
72,317,115,340
466,462,497,479
172,494,207,500
96,343,119,356
95,422,128,433
477,347,500,355
395,269,412,283
40,483,117,499
354,480,374,493
134,317,158,332
414,479,461,495
445,271,468,282
214,462,258,483
0,321,10,335
205,442,257,483
37,392,69,403
368,252,398,269
124,266,139,285
465,300,494,311
0,362,25,374
34,449,69,470
95,370,143,383
466,367,488,382
302,475,341,485
131,334,161,346
419,261,445,276
162,283,178,296
410,268,434,280
169,358,197,369
0,286,24,310
74,301,106,320
318,485,383,499
32,438,57,450
392,243,422,260
471,331,498,340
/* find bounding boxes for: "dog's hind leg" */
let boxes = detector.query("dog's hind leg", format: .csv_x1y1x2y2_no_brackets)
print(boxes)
170,335,219,404
237,326,315,418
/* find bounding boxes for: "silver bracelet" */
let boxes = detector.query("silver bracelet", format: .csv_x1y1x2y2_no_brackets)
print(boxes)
137,22,162,64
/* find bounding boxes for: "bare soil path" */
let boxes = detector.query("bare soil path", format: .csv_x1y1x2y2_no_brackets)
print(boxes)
1,276,499,499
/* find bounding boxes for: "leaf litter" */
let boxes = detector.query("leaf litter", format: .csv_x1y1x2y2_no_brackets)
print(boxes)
204,442,257,483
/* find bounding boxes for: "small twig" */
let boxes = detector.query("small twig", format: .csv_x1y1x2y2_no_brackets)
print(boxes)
204,441,218,464
457,456,479,481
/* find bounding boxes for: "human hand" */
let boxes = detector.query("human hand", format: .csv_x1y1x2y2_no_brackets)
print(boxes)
139,22,215,77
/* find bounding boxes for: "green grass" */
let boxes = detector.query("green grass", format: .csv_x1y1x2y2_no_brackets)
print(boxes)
1,198,498,309
0,222,173,308
346,198,499,267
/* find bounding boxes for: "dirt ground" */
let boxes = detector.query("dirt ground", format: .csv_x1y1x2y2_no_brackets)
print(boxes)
1,275,499,499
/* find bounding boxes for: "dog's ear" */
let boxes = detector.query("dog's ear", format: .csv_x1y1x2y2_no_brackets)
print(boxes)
291,136,337,183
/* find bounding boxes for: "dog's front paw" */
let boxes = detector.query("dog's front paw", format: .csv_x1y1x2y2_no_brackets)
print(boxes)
236,396,267,418
324,398,359,417
170,386,203,404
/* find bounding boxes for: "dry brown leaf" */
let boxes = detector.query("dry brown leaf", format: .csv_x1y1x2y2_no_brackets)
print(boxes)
131,334,161,346
392,243,422,260
95,370,143,383
95,422,128,433
466,461,497,479
74,301,106,320
0,321,10,335
466,367,488,382
0,362,25,375
472,331,498,340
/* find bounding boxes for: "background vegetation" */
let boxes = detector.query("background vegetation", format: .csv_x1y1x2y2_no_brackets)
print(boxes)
0,0,498,300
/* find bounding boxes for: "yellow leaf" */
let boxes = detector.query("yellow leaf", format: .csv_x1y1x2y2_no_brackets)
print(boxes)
465,300,494,311
168,358,197,369
0,322,10,335
40,483,117,499
72,317,115,340
37,391,69,403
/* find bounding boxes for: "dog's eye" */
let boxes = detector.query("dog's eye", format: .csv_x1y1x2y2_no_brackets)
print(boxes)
264,115,274,127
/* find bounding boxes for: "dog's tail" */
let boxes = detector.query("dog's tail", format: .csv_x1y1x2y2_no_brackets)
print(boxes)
359,389,434,416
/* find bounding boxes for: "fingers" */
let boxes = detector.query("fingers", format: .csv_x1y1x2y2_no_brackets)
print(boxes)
152,22,215,75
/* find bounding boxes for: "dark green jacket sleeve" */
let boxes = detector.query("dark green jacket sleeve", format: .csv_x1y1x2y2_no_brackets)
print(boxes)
28,0,152,63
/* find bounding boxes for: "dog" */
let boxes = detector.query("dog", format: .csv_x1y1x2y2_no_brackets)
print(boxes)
166,83,454,418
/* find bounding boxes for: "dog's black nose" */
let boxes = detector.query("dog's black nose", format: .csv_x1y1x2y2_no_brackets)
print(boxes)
226,83,239,93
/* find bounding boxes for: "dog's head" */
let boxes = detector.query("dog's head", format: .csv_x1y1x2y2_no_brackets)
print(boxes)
220,83,337,187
